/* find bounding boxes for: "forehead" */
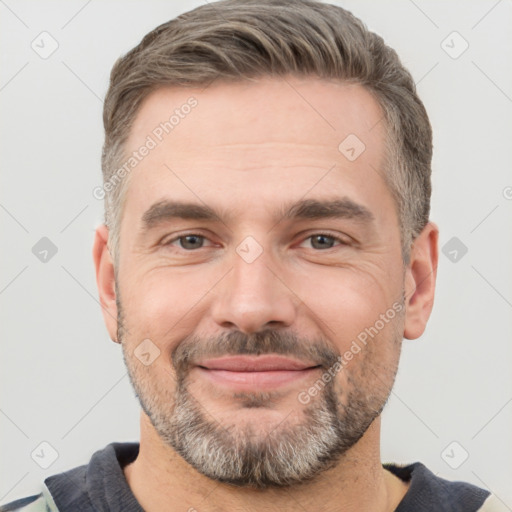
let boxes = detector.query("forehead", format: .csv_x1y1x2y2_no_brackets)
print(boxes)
127,77,384,152
121,77,391,225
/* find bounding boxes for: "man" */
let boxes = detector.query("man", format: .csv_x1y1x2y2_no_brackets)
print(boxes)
1,0,505,511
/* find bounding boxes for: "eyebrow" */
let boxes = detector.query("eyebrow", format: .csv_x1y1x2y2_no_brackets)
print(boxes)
142,200,221,228
141,197,375,229
281,198,374,223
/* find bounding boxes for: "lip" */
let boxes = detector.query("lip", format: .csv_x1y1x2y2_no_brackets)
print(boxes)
197,355,319,372
194,355,321,391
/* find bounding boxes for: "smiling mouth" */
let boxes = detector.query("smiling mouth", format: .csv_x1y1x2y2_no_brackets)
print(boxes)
197,355,320,371
195,355,322,390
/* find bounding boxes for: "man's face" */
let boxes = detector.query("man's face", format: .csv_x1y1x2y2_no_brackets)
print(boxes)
115,77,407,488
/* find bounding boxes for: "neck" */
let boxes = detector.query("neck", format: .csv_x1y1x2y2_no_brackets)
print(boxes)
123,413,409,512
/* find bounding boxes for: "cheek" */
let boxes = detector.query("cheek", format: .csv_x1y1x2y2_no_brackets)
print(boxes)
331,311,404,409
119,266,217,347
291,262,405,398
289,263,402,347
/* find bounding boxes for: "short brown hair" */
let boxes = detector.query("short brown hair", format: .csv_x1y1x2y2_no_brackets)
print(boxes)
102,0,432,264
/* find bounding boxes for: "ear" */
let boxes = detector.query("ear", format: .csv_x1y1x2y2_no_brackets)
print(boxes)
403,221,439,340
93,224,119,343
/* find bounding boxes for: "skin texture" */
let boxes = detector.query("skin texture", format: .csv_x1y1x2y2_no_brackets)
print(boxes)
93,76,438,512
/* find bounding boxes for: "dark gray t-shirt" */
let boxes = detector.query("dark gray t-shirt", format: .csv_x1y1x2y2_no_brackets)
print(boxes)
0,442,493,511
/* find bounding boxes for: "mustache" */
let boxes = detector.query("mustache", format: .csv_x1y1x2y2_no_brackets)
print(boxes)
171,329,339,375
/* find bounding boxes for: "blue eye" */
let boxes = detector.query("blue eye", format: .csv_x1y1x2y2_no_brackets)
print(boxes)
309,234,338,249
311,234,334,249
169,234,206,250
301,233,348,250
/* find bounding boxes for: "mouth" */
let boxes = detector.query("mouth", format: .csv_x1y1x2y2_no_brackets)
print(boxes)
195,355,322,391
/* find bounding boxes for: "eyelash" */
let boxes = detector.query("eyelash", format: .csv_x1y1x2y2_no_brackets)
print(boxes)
162,232,350,251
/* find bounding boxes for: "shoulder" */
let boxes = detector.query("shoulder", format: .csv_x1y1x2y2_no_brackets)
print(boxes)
1,442,138,512
384,461,506,511
0,493,53,512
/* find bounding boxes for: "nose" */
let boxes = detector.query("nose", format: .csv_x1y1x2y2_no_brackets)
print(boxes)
210,246,297,334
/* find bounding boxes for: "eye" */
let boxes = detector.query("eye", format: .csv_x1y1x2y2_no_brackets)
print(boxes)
164,234,212,250
301,233,349,250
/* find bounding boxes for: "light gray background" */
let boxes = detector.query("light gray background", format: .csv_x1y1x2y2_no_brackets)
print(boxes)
1,0,511,506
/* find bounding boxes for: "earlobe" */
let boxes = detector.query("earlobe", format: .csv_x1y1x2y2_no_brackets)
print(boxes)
92,224,119,343
403,222,439,340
